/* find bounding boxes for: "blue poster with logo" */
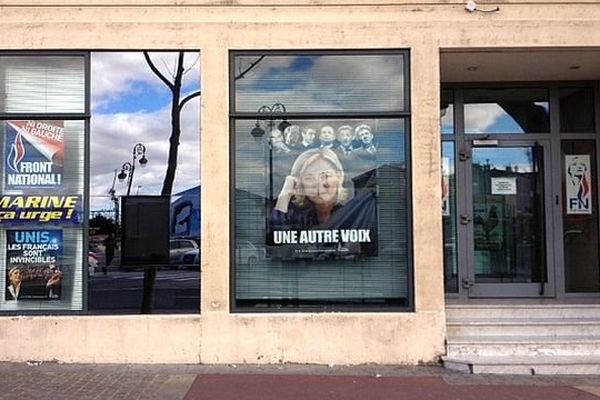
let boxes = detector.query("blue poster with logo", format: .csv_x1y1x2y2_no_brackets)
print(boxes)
5,120,64,190
5,229,63,301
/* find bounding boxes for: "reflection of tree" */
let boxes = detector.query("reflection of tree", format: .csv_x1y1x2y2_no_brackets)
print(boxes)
497,101,549,133
141,51,201,314
234,56,265,81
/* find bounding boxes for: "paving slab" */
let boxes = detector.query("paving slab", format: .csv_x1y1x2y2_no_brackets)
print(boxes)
0,363,597,400
183,374,600,400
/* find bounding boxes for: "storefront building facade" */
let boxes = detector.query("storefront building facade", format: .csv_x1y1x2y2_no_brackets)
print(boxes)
0,1,599,368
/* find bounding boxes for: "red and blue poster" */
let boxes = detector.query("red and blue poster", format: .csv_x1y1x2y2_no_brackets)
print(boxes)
5,120,64,189
5,229,63,301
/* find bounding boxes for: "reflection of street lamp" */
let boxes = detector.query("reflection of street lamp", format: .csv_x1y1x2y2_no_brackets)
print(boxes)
118,143,148,196
249,103,290,202
108,169,119,231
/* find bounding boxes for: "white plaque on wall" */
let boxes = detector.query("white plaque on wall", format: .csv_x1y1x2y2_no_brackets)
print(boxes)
491,177,517,195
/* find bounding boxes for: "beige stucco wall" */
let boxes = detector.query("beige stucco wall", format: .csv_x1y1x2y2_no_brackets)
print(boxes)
0,0,599,364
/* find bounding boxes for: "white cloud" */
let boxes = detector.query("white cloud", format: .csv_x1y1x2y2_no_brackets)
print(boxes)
235,55,404,112
91,52,201,111
90,52,201,211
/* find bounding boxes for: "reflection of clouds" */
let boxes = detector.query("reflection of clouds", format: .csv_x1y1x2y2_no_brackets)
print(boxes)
473,148,533,173
235,55,404,112
441,104,454,134
91,52,200,112
464,104,506,134
90,101,200,210
90,52,200,211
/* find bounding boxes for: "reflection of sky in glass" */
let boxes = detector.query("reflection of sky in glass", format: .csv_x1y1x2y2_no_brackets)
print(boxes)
442,142,455,175
441,104,454,134
235,119,406,199
473,147,534,173
234,55,405,113
464,89,549,134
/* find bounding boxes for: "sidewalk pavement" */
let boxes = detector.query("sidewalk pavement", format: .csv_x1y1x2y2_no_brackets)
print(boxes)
0,362,599,400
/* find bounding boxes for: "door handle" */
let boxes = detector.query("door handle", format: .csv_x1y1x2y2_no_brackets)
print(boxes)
460,214,472,225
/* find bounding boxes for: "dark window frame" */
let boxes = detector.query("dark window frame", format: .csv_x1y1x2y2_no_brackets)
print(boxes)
229,49,414,313
441,81,600,299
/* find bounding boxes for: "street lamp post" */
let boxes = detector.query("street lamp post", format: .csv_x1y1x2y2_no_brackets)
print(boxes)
250,103,289,203
118,143,148,196
108,169,119,232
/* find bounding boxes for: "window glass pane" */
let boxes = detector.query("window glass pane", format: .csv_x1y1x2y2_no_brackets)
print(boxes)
562,140,600,292
0,56,85,114
234,54,405,113
234,118,409,308
441,90,454,135
442,142,457,292
87,51,201,314
560,87,595,133
464,88,549,134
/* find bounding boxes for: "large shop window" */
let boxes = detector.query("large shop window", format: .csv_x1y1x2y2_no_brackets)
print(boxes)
231,51,412,311
0,54,88,313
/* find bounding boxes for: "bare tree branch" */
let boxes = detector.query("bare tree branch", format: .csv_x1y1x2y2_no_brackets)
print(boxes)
183,54,201,77
234,56,265,81
180,90,201,109
143,52,174,91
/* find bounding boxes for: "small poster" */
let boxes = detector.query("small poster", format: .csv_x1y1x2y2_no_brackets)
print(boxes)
442,157,450,216
565,155,592,215
5,120,64,189
266,123,379,260
491,177,517,195
5,230,63,301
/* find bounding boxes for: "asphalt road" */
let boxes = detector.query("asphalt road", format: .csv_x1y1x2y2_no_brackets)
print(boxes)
88,265,200,314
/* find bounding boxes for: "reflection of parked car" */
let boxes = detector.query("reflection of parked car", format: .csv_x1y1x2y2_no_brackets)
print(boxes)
180,248,199,269
88,251,99,276
236,240,262,264
170,239,198,269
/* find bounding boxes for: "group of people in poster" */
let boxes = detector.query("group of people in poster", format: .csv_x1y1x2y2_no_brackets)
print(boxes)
271,123,377,156
267,123,379,260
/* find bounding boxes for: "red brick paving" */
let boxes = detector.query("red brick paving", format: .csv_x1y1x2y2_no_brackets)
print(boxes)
184,375,600,400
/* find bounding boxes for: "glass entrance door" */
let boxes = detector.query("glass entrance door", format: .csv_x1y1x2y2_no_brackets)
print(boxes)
465,143,554,297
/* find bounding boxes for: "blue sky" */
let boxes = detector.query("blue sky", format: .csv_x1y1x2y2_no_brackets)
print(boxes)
90,52,201,211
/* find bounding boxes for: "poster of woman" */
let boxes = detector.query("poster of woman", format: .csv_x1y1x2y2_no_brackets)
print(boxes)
5,229,63,301
267,123,379,260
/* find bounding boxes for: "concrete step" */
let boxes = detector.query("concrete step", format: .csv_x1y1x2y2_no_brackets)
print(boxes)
446,304,600,320
446,335,600,357
443,355,600,375
447,318,600,337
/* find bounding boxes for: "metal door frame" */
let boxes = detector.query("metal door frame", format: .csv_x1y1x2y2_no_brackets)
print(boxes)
457,138,556,298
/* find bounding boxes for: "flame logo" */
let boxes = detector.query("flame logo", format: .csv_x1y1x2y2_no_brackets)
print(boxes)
7,131,25,173
578,173,590,203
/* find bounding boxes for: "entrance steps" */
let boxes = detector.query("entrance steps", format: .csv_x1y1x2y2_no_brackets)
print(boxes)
443,303,600,375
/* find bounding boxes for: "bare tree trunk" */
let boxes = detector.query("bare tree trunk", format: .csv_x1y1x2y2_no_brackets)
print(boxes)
140,51,189,314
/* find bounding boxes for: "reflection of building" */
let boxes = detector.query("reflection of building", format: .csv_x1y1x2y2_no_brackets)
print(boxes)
171,186,201,239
